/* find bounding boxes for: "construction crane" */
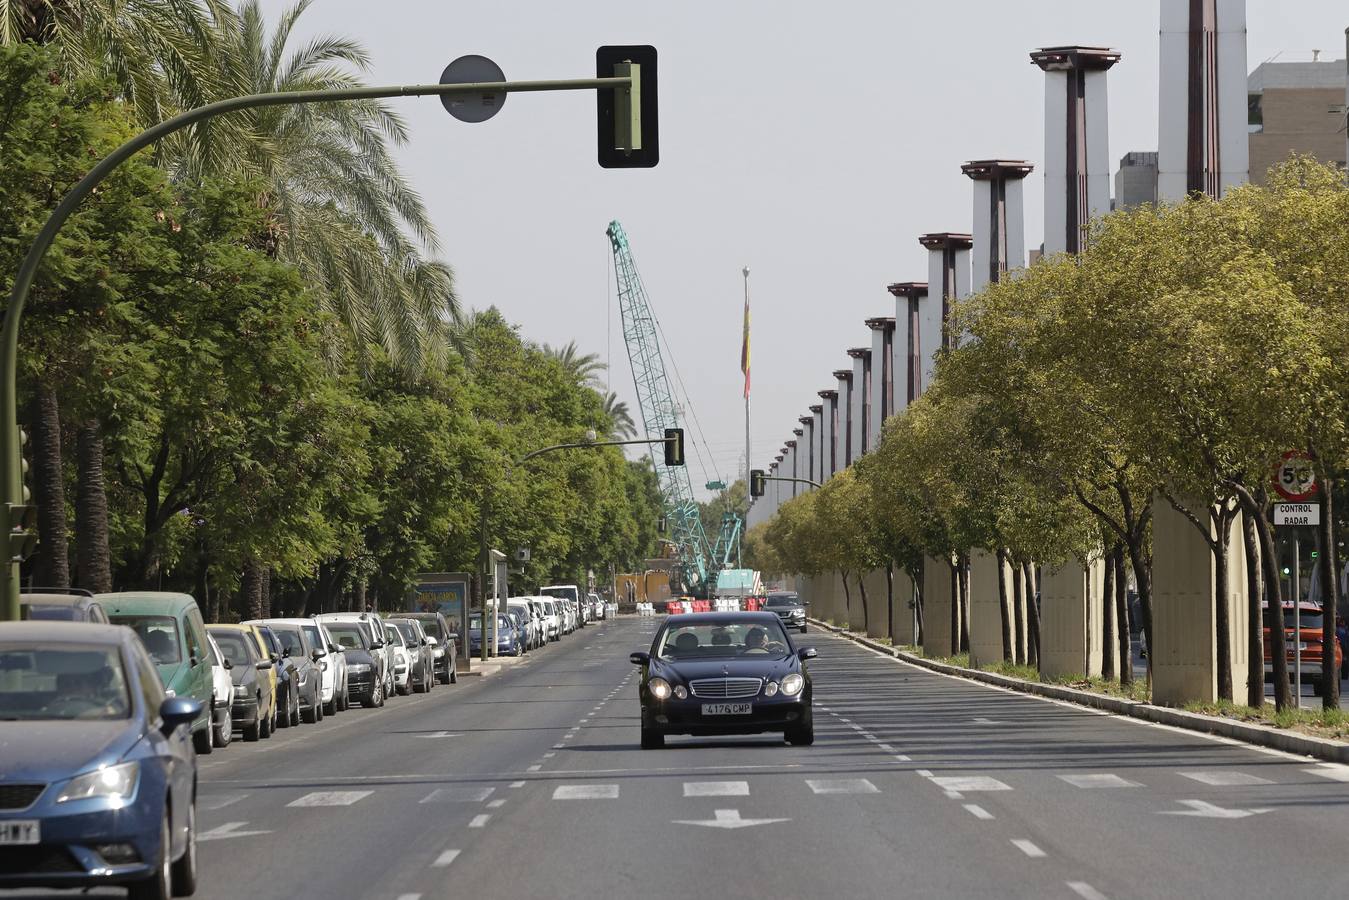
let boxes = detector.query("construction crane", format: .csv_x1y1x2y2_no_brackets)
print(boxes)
606,220,715,594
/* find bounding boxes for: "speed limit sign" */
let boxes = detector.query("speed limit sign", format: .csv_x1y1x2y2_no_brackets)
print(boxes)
1273,450,1317,502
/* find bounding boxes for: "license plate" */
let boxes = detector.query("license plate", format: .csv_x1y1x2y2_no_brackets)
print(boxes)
702,703,752,715
0,821,39,845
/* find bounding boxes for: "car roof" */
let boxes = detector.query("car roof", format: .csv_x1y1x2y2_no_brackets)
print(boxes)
20,593,96,607
0,621,128,644
315,612,375,621
663,612,786,624
207,623,252,633
97,591,198,614
250,617,320,627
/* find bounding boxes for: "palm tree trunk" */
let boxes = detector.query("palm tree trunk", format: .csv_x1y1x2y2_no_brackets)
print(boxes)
241,558,265,620
75,424,112,593
1212,503,1234,702
958,554,970,654
1316,473,1339,710
31,384,69,587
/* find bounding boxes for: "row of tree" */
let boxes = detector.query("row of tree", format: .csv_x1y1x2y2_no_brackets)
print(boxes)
748,159,1349,710
3,0,662,620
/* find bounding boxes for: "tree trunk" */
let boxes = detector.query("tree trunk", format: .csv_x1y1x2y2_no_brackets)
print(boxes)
996,548,1013,662
885,562,894,643
1242,508,1264,707
31,384,69,588
856,571,870,633
1022,562,1039,670
1231,483,1290,709
1012,558,1026,665
1316,474,1339,709
948,559,960,657
1102,546,1117,681
1114,549,1131,686
1212,503,1234,703
241,558,265,620
354,577,368,614
840,570,852,628
914,561,925,646
74,424,112,593
957,555,970,654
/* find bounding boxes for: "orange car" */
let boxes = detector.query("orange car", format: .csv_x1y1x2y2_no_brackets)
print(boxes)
1263,602,1344,696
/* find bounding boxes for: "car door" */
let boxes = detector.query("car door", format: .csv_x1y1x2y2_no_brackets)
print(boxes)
130,639,192,851
183,606,213,730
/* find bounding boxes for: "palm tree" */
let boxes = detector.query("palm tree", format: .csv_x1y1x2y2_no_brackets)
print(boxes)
544,341,606,388
601,392,636,439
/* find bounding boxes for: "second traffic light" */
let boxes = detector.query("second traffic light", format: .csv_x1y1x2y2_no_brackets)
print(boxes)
596,45,658,168
7,503,36,562
663,428,684,467
750,469,765,497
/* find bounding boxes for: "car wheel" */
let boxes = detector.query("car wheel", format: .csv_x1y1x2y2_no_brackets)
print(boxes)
289,687,301,727
242,712,261,742
301,695,317,724
128,812,172,900
213,708,231,748
449,665,458,684
259,707,272,740
323,695,336,716
192,726,212,756
640,723,664,749
786,721,815,746
170,799,198,897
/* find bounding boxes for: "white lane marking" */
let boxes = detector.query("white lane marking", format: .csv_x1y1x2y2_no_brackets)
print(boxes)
683,781,750,797
1011,839,1046,858
894,755,912,762
1157,799,1272,818
416,731,460,739
1058,774,1141,789
543,752,556,758
1304,764,1349,782
397,894,422,900
972,717,1003,725
468,814,490,828
944,790,965,800
197,822,273,842
487,799,506,809
420,786,494,804
509,781,526,788
839,718,851,723
527,765,542,772
672,808,791,829
432,849,461,868
963,804,994,820
199,793,248,811
1068,882,1110,900
916,769,933,777
553,743,565,749
553,784,620,799
806,778,879,795
930,776,1010,793
287,791,372,807
1179,770,1273,787
878,744,895,752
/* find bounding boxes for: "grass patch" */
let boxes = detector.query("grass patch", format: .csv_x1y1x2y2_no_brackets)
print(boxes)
1183,699,1349,740
923,651,970,668
985,661,1041,681
1049,674,1152,703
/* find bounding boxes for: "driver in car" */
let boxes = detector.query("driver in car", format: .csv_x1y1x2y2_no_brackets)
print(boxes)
743,627,769,654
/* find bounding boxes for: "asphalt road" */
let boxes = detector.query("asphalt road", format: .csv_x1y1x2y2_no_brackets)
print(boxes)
11,616,1346,900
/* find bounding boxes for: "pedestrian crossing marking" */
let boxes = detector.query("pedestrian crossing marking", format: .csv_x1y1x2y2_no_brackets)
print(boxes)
288,791,372,807
553,784,620,799
1179,771,1273,787
420,786,494,804
806,778,879,795
683,781,749,797
1057,774,1141,789
930,776,1010,793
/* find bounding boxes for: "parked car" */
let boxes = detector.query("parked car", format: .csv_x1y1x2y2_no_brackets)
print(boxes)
388,617,435,692
206,625,276,741
542,584,585,629
20,591,109,623
247,618,324,724
399,610,458,684
504,606,532,653
589,592,606,621
318,612,394,698
319,619,383,707
310,619,349,715
506,600,539,651
469,612,522,658
1263,602,1345,695
764,591,808,632
631,612,816,749
251,624,299,728
204,634,235,749
384,623,412,695
101,592,215,755
535,598,561,642
0,621,201,899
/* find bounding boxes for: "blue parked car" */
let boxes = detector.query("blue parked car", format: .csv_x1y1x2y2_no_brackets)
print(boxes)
0,621,201,899
468,612,522,657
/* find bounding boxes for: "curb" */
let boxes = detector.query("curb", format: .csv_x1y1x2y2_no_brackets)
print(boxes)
809,618,1349,765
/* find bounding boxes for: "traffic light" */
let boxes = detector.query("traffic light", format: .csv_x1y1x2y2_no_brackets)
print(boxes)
8,427,35,562
750,469,765,497
663,427,684,467
596,45,658,168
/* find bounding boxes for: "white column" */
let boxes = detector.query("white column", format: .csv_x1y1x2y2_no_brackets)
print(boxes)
1159,0,1248,201
888,284,927,413
963,161,1033,296
866,318,893,446
817,392,837,480
919,235,972,395
834,373,852,467
849,349,868,460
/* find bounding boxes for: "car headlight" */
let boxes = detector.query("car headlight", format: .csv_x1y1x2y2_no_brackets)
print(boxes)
764,681,779,697
673,685,688,699
348,663,371,674
648,677,672,700
780,673,805,697
57,762,139,805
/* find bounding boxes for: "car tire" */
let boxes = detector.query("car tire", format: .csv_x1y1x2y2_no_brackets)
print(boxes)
213,708,231,748
192,727,212,756
259,707,271,740
242,713,261,742
129,813,173,900
170,800,198,897
323,696,337,716
290,687,301,727
786,721,814,746
800,624,809,634
640,723,664,749
449,665,458,684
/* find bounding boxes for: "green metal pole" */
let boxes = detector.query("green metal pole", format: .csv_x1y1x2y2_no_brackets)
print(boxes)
0,74,631,621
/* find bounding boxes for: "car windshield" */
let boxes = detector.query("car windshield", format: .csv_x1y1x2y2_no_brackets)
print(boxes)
384,626,402,646
416,618,444,639
656,620,792,660
765,596,802,608
1285,612,1323,630
210,631,254,665
301,625,324,652
0,643,131,720
272,627,305,658
20,602,80,621
541,587,577,603
110,614,181,665
328,626,366,650
394,621,419,642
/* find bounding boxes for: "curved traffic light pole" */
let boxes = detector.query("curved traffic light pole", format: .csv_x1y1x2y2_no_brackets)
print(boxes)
0,74,636,621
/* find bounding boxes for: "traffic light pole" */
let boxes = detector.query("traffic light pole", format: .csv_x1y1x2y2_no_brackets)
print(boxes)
0,72,639,622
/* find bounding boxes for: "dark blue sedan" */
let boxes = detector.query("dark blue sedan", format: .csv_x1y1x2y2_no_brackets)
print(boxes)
0,622,201,899
630,612,817,748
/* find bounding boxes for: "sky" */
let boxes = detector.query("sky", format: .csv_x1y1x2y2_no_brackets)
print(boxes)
258,0,1348,498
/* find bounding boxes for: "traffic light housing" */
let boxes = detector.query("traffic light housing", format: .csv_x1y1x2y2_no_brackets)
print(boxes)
597,45,658,168
663,428,684,467
750,469,765,497
9,427,35,562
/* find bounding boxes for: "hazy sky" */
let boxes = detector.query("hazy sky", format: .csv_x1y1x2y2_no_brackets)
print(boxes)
259,0,1347,497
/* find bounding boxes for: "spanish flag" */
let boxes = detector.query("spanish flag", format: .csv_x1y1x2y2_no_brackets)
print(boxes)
740,269,751,399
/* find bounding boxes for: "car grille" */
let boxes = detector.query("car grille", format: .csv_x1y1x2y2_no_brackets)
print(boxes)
0,847,83,874
0,784,44,810
690,677,763,699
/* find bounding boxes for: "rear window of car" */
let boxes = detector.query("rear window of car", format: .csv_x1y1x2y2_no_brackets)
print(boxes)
301,625,324,652
0,643,131,720
110,615,182,665
20,603,80,621
272,627,305,658
327,626,366,650
1285,612,1324,630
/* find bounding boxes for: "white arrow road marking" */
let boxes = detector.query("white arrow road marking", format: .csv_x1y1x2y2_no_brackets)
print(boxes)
1158,799,1273,819
197,822,273,842
416,731,461,739
672,809,791,829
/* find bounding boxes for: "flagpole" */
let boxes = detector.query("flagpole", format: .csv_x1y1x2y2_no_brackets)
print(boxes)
742,266,751,490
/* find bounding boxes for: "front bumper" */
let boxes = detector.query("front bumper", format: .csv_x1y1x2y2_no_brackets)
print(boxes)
230,695,259,725
0,801,162,889
645,693,811,735
347,671,376,696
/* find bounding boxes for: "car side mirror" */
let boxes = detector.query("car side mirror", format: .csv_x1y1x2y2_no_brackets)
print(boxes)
798,647,818,661
159,696,201,736
629,651,650,665
426,636,438,647
281,647,291,659
222,658,233,670
370,640,384,650
257,659,273,670
447,633,459,641
329,644,341,653
189,655,200,667
311,648,326,661
420,638,429,646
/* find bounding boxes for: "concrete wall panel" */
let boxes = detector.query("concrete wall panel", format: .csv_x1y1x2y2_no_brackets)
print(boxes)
1040,557,1105,679
922,556,955,657
890,568,917,646
968,551,1009,668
